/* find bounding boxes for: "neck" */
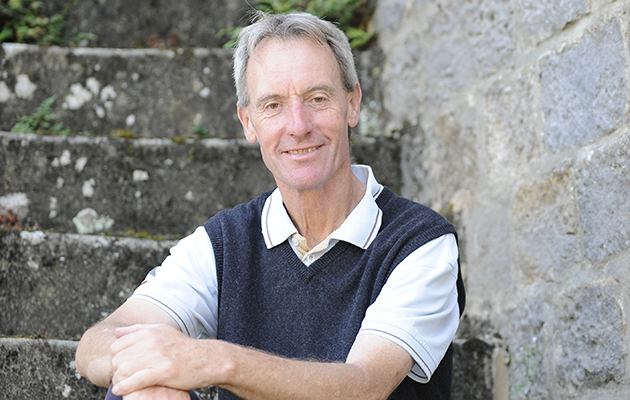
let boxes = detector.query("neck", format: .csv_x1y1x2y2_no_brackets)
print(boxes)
279,164,366,248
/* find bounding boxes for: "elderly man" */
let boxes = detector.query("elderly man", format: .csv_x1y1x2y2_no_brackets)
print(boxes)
76,11,464,400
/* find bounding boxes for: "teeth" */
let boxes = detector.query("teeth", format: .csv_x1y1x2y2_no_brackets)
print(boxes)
287,146,318,154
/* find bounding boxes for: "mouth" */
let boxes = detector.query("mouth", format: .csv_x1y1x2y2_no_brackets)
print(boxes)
286,146,320,155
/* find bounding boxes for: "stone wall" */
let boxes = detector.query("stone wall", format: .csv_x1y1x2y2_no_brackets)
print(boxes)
373,0,630,399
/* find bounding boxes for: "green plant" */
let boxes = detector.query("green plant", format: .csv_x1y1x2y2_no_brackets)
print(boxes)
217,0,375,49
509,337,545,399
193,122,210,138
11,95,71,136
0,0,96,45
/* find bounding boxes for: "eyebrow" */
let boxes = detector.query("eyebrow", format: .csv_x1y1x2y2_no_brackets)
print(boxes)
254,84,337,110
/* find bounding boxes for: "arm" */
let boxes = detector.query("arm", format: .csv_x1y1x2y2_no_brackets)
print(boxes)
110,326,414,400
75,298,180,387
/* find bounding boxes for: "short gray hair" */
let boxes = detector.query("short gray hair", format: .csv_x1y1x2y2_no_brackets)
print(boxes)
233,11,358,107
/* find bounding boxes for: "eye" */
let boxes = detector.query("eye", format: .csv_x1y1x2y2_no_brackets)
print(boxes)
267,102,279,110
313,97,325,103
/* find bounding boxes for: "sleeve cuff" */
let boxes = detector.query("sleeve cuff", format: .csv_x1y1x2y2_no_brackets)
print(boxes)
358,320,440,383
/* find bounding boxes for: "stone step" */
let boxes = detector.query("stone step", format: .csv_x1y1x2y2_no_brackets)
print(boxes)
0,337,497,400
0,229,174,339
0,43,240,138
46,0,249,49
0,43,385,139
0,338,217,399
0,131,401,236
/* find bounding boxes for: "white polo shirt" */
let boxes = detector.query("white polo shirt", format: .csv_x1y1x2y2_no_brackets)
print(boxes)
131,165,460,383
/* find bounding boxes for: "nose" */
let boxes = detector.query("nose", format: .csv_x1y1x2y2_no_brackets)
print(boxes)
287,101,312,137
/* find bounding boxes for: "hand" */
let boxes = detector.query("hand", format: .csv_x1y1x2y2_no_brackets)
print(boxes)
123,386,191,400
110,324,205,396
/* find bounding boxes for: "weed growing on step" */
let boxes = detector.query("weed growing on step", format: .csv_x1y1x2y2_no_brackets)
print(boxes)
0,0,96,45
11,95,72,136
216,0,375,49
193,122,210,138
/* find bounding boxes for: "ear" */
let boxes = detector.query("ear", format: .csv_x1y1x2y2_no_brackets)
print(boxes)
347,82,362,128
237,103,258,144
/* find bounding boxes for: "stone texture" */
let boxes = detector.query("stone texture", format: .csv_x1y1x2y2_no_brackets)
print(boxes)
0,230,174,338
512,169,581,282
0,132,274,236
516,0,590,46
373,0,630,398
575,133,630,261
355,49,387,136
554,282,625,389
0,338,218,399
45,0,249,49
0,339,107,400
0,44,240,138
540,19,627,151
0,132,401,236
498,295,549,400
484,69,540,187
463,199,512,317
401,105,479,209
423,0,514,104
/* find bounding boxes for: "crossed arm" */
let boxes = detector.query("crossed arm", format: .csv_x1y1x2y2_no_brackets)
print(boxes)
75,298,414,400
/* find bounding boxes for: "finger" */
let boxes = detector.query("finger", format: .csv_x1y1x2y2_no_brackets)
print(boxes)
112,369,160,396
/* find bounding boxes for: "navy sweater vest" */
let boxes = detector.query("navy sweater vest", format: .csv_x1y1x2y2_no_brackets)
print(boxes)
204,187,465,400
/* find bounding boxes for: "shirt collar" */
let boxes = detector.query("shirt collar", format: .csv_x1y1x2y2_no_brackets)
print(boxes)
261,164,383,250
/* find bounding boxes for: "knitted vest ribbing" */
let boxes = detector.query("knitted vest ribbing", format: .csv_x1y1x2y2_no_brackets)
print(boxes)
204,187,465,400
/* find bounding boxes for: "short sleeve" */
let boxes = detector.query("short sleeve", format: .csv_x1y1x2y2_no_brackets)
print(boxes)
357,234,460,383
130,226,219,339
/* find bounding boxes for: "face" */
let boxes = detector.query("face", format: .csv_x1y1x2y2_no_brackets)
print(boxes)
237,38,361,194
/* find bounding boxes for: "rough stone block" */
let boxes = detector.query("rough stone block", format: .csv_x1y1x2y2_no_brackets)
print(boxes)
44,0,249,49
496,295,549,399
554,281,625,389
0,230,174,338
423,0,514,104
574,133,630,260
401,106,478,209
516,0,590,46
0,338,217,399
540,20,626,151
0,44,240,138
0,338,107,400
0,132,401,236
461,198,511,316
512,169,581,281
484,69,540,186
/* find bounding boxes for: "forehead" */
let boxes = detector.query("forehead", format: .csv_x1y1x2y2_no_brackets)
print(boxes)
245,37,342,93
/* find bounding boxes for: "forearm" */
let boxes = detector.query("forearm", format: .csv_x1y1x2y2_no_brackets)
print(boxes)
75,322,118,387
218,345,385,400
207,336,411,400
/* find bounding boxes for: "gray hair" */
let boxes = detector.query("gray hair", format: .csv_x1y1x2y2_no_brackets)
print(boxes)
233,11,359,107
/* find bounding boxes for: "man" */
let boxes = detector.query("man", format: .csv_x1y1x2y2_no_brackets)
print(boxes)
75,11,465,400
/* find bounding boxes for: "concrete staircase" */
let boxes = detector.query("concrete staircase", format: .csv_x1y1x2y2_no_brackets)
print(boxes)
0,1,497,398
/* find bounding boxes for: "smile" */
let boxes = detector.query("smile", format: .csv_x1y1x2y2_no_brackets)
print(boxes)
286,146,319,154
